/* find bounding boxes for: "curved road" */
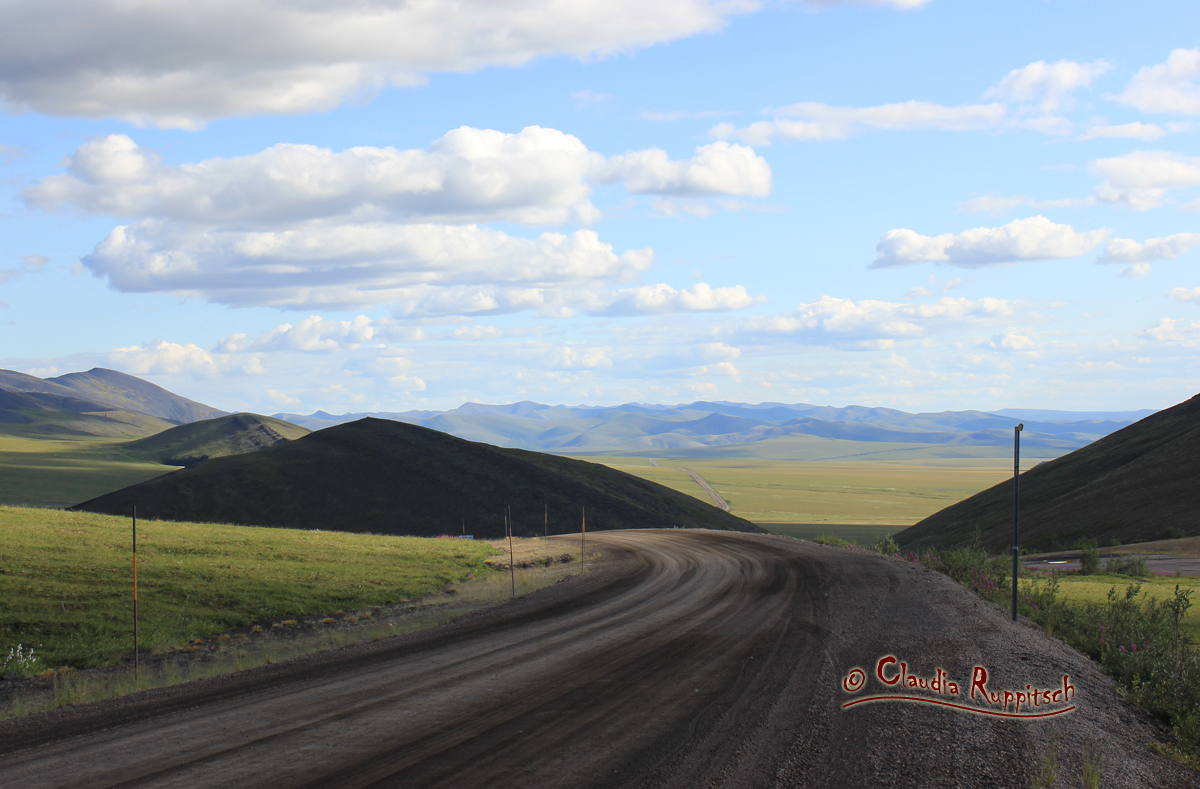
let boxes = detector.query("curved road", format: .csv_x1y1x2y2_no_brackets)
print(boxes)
0,531,1188,788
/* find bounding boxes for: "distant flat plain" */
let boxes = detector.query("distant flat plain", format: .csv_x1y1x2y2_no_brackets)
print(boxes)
589,456,1021,543
0,435,170,509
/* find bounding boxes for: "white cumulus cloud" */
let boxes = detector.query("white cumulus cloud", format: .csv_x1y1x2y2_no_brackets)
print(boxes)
1078,122,1168,141
1115,48,1200,116
594,142,771,197
1144,317,1200,347
984,59,1111,113
1096,233,1200,264
1090,150,1200,210
712,101,1005,145
84,221,655,310
738,295,1015,345
217,315,376,353
108,340,264,376
1168,287,1200,303
872,216,1109,268
0,0,757,128
591,282,764,316
26,130,772,228
29,129,777,318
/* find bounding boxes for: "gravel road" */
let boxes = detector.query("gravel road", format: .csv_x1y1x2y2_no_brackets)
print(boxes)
679,468,731,511
0,530,1191,788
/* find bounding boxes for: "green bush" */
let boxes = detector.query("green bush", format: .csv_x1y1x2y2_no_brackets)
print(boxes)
900,548,1007,597
872,534,900,556
1079,547,1101,575
814,535,852,547
1106,556,1150,577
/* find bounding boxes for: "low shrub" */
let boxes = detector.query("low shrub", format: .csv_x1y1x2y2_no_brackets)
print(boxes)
872,534,900,556
1079,547,1101,575
814,535,852,547
1105,556,1150,577
898,548,1007,597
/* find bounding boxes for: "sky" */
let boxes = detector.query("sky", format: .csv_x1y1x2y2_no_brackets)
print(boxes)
1,0,1198,415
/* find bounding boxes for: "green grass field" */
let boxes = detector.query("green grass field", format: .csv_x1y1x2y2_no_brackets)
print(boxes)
0,506,499,670
592,457,1015,532
0,435,172,508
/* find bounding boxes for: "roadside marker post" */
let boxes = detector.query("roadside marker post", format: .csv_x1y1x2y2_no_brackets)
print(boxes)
507,507,515,599
132,504,139,680
544,502,547,538
581,506,586,573
1012,424,1023,622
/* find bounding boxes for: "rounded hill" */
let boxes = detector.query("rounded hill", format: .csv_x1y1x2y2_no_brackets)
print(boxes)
75,418,759,538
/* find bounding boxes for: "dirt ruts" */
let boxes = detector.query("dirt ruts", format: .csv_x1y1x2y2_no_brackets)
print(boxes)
0,530,1191,788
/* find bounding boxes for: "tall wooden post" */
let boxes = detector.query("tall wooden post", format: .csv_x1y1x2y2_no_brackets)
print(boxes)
1011,424,1023,622
132,504,138,680
507,506,515,599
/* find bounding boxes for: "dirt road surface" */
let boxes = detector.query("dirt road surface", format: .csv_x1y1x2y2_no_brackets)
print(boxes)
679,468,731,511
0,531,1190,788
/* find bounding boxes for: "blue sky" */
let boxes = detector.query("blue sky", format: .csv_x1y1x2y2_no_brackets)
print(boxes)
2,0,1198,414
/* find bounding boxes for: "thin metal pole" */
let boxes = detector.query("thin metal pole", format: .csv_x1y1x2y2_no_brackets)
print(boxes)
1012,424,1023,622
581,506,586,572
133,504,138,680
507,506,515,599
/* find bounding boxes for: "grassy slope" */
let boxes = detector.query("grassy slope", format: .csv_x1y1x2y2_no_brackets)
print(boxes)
896,393,1200,552
592,457,1014,526
48,368,226,424
0,398,178,508
75,419,758,537
0,506,498,669
123,413,310,466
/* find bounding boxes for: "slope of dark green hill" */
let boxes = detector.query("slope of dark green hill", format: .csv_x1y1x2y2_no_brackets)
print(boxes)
48,368,226,424
122,413,311,466
895,393,1200,552
74,418,759,538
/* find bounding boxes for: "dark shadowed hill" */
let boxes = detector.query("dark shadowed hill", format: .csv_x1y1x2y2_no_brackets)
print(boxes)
74,418,758,538
895,393,1200,552
122,413,311,466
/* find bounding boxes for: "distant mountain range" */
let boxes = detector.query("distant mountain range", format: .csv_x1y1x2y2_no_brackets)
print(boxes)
274,401,1156,459
0,367,226,438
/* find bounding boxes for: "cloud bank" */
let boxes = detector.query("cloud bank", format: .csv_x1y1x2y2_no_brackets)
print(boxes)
872,216,1109,268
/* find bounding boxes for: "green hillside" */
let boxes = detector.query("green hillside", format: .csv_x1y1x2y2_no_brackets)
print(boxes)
123,413,310,466
895,392,1200,552
48,368,226,424
74,418,759,537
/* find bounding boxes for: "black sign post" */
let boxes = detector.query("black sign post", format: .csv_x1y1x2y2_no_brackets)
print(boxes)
1011,424,1023,622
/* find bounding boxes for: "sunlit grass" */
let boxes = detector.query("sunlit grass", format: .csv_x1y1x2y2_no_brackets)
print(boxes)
595,457,1014,525
0,505,499,670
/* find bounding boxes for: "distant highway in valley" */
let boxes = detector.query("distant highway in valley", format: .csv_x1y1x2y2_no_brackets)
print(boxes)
679,467,730,512
0,531,1186,788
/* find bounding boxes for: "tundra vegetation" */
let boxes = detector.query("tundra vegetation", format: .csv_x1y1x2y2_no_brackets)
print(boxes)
863,536,1200,767
0,505,499,671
